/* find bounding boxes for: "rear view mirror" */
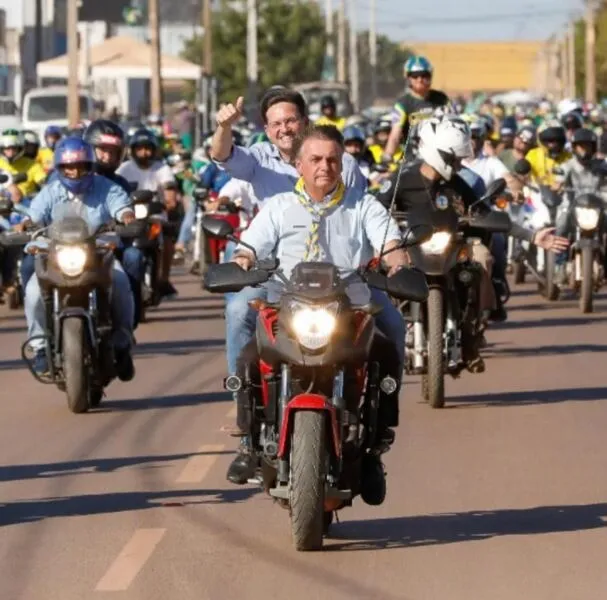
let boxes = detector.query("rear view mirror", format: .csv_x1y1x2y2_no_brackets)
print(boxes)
469,210,511,233
202,215,235,238
131,189,154,204
203,262,270,294
480,177,506,202
0,172,9,184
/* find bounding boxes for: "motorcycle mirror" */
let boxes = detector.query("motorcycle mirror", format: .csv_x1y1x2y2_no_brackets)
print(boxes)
12,173,27,184
202,215,236,239
480,177,507,202
131,189,154,204
513,158,532,176
0,173,9,184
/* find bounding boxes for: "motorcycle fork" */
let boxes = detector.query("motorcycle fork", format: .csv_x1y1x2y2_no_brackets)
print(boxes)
277,364,291,484
193,208,202,262
408,301,425,372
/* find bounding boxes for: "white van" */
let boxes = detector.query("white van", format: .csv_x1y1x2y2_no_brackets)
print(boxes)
21,86,96,140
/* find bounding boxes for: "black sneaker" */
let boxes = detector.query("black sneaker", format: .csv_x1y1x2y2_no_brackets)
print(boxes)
115,347,135,382
226,447,257,485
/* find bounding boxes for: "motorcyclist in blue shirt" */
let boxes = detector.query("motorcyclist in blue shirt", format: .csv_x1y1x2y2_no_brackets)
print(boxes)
18,137,137,380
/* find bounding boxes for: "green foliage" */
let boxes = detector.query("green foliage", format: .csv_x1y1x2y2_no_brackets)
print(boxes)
182,0,326,103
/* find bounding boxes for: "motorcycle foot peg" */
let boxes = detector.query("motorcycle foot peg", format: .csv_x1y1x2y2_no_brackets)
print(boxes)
223,375,242,392
379,376,398,395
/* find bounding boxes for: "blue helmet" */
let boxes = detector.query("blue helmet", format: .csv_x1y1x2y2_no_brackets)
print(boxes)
44,125,63,149
404,55,433,76
54,136,96,195
343,125,366,144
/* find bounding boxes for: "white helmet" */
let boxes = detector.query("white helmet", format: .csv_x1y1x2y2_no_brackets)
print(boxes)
418,116,472,180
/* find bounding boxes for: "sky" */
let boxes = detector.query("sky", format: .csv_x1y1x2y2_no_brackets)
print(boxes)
356,0,585,43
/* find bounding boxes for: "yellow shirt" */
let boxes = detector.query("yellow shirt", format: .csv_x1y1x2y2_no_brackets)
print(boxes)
525,147,572,187
37,147,55,173
0,156,47,197
369,143,403,165
315,116,347,131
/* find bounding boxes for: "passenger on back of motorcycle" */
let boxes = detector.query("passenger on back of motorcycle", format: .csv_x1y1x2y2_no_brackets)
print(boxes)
18,137,137,380
117,128,179,298
225,125,407,485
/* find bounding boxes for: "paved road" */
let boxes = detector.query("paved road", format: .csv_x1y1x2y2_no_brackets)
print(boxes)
1,272,607,600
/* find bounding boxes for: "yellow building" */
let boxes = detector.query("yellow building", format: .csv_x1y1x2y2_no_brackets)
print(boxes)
407,41,544,96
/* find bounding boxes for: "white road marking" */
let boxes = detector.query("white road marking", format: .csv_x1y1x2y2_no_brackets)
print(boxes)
175,444,226,483
95,528,166,592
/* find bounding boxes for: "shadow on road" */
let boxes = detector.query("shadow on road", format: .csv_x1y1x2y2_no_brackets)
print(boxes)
447,386,607,407
145,313,223,324
0,487,258,527
99,391,231,412
493,315,607,330
326,502,607,551
0,358,26,372
151,303,225,313
487,344,607,359
0,450,234,483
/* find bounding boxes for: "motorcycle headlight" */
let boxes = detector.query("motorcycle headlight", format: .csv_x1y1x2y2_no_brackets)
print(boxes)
420,231,452,254
575,207,599,230
134,203,149,219
56,245,87,277
290,302,338,350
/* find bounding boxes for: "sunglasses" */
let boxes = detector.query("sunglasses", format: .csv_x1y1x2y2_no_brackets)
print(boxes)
408,72,431,80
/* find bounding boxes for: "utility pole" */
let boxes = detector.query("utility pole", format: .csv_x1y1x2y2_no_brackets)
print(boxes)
325,0,335,81
585,0,597,104
568,19,576,98
34,0,42,66
203,0,212,75
246,0,258,108
348,0,359,111
337,0,346,83
148,0,162,115
560,34,568,100
369,0,377,102
67,0,80,126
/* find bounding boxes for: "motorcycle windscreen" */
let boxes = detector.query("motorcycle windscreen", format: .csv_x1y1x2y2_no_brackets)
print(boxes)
203,262,270,293
49,202,94,244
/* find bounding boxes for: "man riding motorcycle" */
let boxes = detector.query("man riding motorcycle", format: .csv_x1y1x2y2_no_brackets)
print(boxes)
224,125,407,485
383,55,450,161
314,95,346,131
117,128,179,298
0,129,47,202
368,118,403,165
526,122,572,188
210,88,367,383
18,137,136,380
375,115,568,369
499,126,536,171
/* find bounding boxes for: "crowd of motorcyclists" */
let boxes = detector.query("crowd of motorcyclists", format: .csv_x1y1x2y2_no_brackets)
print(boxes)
2,52,607,548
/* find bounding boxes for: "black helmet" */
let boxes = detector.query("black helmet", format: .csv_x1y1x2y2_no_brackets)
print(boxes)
571,127,598,166
84,119,126,148
129,128,158,150
84,119,126,175
320,95,336,110
562,111,584,131
538,125,566,145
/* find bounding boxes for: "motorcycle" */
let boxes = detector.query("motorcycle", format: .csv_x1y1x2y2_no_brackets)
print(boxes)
201,216,430,551
22,204,120,413
404,178,512,409
115,189,165,322
0,196,31,308
566,190,605,313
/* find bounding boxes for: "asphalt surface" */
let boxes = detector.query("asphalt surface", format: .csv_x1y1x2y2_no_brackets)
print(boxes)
1,271,607,600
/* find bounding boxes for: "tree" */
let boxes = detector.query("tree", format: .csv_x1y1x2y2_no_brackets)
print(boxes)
181,0,326,105
354,32,412,108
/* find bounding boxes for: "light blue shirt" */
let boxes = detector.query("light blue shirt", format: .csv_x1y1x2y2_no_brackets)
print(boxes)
237,185,401,281
28,175,132,231
214,142,367,203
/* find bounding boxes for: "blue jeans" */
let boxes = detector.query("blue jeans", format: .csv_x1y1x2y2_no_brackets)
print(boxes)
121,246,146,328
177,197,195,246
24,260,134,352
224,284,405,376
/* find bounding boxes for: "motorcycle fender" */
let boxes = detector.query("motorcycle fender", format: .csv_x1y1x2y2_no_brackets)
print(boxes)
277,393,341,459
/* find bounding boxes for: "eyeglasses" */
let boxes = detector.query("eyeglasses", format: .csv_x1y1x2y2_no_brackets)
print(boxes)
267,116,301,131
